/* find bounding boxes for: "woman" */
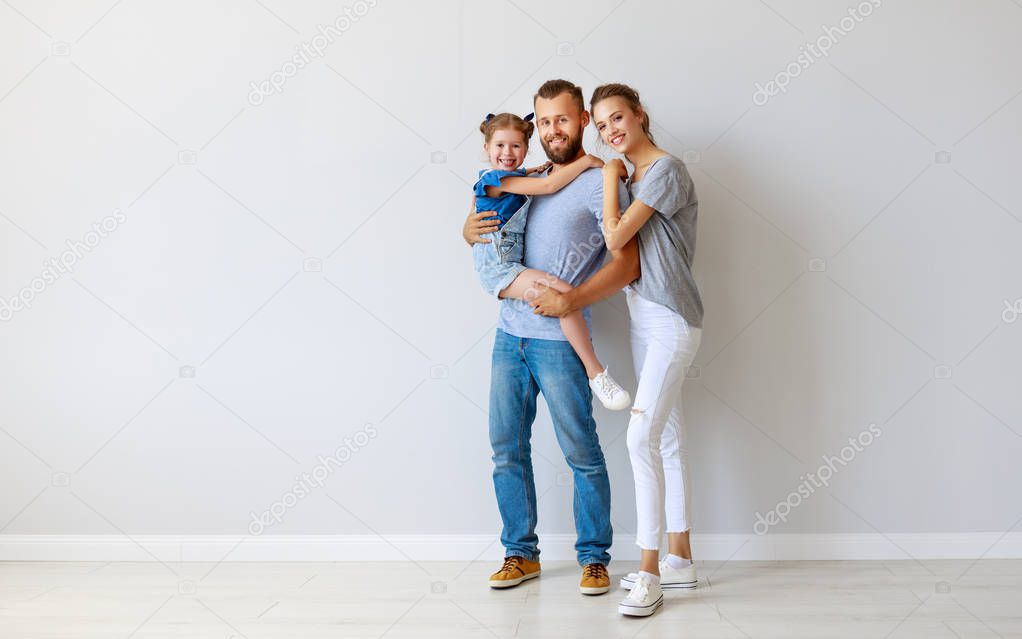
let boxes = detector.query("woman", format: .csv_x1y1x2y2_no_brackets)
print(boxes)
590,83,704,618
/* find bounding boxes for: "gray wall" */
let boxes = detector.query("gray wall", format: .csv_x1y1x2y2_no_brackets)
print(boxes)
2,0,1020,541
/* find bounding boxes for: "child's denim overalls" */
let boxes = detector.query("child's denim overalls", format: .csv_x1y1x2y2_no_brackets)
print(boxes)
472,196,530,297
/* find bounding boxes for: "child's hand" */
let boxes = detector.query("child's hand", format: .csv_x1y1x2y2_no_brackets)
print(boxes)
526,161,552,175
603,158,627,181
587,154,605,169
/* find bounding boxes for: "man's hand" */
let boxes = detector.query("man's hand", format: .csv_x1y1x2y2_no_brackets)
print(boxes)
603,158,628,181
530,281,574,317
464,211,500,246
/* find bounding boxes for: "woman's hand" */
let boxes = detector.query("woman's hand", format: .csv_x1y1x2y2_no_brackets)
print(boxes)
587,154,605,169
464,211,499,245
530,281,574,317
603,158,627,181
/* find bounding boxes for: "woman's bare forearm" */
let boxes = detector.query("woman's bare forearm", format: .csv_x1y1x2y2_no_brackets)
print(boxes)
559,238,640,313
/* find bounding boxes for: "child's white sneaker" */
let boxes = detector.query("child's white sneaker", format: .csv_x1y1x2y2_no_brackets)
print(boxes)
621,558,698,590
618,572,663,617
589,368,630,411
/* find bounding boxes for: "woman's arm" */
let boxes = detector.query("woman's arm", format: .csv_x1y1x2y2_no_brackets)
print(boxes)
484,154,603,197
529,238,641,317
601,160,656,251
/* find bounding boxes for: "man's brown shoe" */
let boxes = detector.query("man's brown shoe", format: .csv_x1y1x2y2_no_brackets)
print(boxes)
488,556,541,589
579,563,610,595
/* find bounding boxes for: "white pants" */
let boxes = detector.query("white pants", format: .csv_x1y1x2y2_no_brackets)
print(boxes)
625,286,702,551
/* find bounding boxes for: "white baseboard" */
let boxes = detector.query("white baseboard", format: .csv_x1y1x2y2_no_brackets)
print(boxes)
1,533,1020,562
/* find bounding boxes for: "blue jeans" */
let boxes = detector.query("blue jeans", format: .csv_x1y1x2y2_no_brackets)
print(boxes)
489,329,613,566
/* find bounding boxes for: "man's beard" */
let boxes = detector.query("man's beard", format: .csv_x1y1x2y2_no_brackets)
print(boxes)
540,132,584,164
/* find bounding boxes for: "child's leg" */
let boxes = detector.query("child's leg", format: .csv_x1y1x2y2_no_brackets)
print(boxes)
561,310,605,380
500,269,605,379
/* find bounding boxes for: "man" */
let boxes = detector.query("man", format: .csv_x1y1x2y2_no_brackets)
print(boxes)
462,79,640,595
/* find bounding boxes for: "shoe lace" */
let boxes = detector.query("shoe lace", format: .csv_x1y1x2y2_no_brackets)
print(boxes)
630,575,650,600
596,373,618,398
583,564,606,579
499,556,523,575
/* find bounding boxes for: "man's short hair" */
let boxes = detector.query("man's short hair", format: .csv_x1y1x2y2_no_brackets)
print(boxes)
534,79,585,115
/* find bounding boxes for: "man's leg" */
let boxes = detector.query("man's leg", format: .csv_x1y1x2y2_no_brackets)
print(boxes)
489,329,541,561
526,337,613,567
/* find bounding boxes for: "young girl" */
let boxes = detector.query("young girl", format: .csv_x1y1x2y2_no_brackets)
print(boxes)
589,85,705,617
472,112,630,410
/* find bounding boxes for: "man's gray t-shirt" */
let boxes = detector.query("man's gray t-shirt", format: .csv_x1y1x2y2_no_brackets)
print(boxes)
498,166,631,341
627,155,704,328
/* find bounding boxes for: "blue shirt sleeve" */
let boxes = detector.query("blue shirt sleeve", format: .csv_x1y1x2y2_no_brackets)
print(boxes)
474,169,526,197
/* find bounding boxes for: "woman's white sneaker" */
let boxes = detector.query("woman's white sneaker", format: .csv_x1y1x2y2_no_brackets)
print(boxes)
618,573,663,617
621,559,697,590
589,368,631,411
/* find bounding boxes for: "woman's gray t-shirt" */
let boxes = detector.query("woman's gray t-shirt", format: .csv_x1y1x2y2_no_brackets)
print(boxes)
627,154,704,328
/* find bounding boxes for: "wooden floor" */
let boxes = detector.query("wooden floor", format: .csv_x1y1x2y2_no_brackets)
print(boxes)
0,559,1019,638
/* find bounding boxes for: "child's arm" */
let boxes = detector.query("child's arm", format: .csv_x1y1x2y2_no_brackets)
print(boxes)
601,159,657,252
483,154,603,197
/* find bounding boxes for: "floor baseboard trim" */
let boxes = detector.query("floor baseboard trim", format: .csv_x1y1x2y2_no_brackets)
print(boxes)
1,533,1019,562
